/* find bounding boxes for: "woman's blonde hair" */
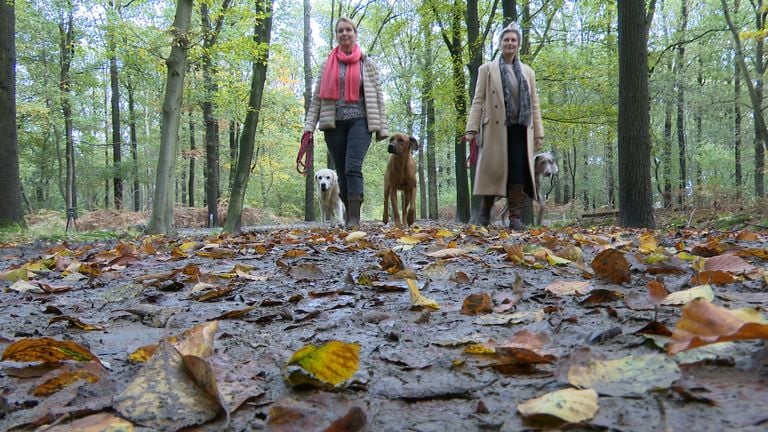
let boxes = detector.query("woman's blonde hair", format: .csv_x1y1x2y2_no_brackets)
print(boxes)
499,23,522,46
336,17,358,34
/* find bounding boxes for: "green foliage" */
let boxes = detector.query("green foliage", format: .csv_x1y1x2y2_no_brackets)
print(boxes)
9,0,768,223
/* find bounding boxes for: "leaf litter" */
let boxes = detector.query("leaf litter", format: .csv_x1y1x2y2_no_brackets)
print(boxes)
0,222,766,430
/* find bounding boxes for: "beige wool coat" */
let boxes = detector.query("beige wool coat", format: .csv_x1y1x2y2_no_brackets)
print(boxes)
465,59,544,199
304,54,389,141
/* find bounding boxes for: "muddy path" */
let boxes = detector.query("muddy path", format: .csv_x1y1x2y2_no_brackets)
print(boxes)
0,222,766,431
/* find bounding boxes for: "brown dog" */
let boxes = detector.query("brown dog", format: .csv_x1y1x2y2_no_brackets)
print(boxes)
383,133,418,227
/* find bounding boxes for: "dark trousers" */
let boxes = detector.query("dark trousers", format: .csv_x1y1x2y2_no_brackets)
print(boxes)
324,117,371,201
507,124,531,193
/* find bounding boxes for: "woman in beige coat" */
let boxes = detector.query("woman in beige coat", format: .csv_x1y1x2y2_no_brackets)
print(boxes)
464,24,544,230
301,17,388,230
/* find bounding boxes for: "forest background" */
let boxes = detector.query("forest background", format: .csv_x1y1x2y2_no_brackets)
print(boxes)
3,0,767,231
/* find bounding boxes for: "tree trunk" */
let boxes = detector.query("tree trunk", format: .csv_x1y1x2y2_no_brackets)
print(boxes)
188,110,196,207
228,120,238,190
722,0,767,198
617,0,655,228
0,0,25,227
126,76,140,211
420,20,438,220
60,8,77,217
663,59,673,208
302,0,315,221
224,0,274,233
146,0,194,234
108,0,122,209
733,15,743,197
200,0,231,227
675,0,688,206
502,0,517,26
448,0,469,222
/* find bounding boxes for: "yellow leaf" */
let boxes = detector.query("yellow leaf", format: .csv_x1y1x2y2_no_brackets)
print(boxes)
661,285,714,306
286,340,360,386
464,343,496,355
407,279,440,310
546,252,571,266
517,388,599,423
638,232,658,254
397,235,422,245
44,413,134,432
345,231,367,243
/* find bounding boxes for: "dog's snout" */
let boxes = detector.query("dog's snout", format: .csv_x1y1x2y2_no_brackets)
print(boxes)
387,143,397,154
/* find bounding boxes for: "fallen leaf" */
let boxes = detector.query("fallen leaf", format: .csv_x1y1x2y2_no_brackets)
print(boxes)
545,280,591,296
31,361,106,396
567,353,680,397
667,299,768,354
461,293,493,315
638,232,658,254
114,342,220,429
647,280,668,306
2,337,101,364
517,388,598,423
426,248,468,259
703,254,756,274
407,279,440,310
690,270,736,285
591,249,631,284
285,340,360,387
45,413,134,432
267,393,366,432
345,231,367,243
660,285,714,306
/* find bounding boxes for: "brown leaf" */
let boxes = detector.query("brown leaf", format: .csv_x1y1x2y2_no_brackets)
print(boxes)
703,255,756,274
45,413,134,432
591,248,631,284
267,393,366,432
47,316,105,331
667,299,768,354
379,249,405,273
461,293,493,315
114,342,220,429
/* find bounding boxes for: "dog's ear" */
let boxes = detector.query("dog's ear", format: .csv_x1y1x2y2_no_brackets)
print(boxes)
332,170,338,181
409,136,419,152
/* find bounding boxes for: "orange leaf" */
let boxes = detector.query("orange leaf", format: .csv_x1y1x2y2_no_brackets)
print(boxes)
647,280,668,306
690,270,736,285
591,249,631,284
2,337,100,364
461,293,493,315
31,361,105,396
667,299,768,354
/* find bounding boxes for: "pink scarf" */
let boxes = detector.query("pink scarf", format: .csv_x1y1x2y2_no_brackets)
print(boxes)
319,44,362,102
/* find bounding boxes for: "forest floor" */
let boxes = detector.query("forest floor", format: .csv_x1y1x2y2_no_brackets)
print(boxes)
0,204,767,431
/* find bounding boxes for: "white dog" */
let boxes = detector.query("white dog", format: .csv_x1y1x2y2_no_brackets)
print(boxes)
315,168,345,225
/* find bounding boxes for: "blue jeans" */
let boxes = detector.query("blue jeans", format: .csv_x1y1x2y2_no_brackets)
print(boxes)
324,117,372,202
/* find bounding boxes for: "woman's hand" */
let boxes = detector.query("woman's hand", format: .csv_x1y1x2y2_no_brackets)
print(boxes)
534,137,543,151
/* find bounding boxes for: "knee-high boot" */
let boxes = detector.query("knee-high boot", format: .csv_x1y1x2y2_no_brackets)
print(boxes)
346,194,362,230
507,185,526,231
478,196,495,226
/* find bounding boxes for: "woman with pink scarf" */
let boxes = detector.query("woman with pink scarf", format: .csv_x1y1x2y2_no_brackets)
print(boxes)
301,17,389,230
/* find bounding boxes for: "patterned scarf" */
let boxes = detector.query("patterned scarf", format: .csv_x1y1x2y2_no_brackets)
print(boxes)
499,55,531,127
319,44,362,102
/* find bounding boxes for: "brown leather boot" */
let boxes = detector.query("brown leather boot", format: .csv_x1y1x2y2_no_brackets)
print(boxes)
346,195,362,230
478,196,495,226
507,185,526,231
